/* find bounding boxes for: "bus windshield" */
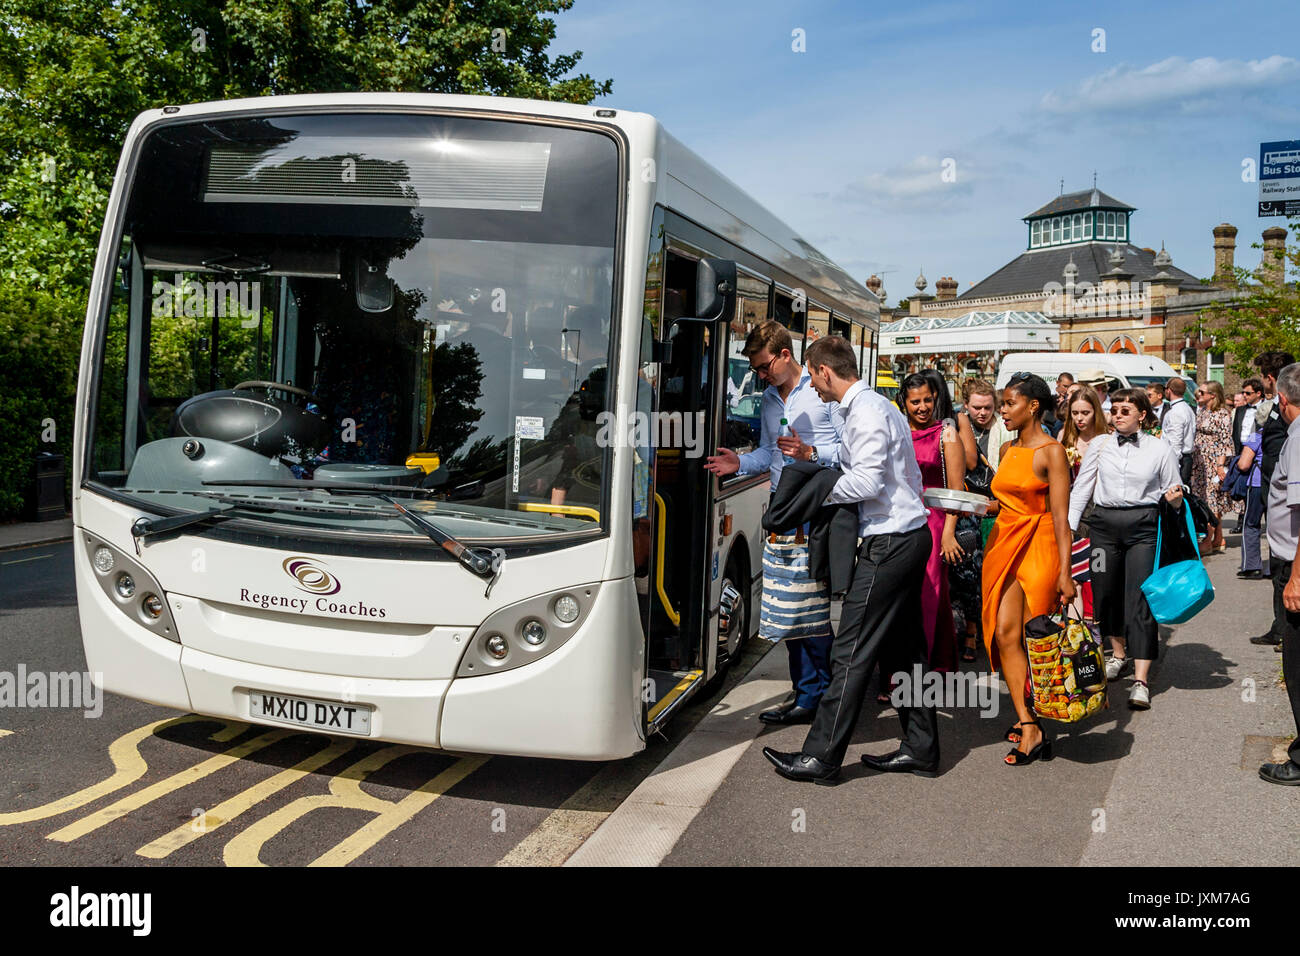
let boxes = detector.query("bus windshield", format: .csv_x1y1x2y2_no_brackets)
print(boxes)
87,112,620,542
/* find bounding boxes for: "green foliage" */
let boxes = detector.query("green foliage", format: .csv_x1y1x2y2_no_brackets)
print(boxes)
1201,219,1300,377
0,0,610,517
0,283,84,517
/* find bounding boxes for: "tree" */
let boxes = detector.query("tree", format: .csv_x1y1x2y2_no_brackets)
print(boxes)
0,0,612,286
1201,219,1300,378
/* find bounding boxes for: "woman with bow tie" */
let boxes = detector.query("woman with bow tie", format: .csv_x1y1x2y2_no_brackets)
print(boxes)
1068,388,1185,711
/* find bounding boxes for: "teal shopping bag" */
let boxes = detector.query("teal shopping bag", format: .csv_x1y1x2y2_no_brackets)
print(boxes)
1140,503,1214,625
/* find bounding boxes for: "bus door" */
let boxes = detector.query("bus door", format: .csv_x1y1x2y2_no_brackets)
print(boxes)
643,316,715,728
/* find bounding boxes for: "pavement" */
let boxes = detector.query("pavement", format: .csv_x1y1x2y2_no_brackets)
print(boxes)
0,516,73,553
569,533,1298,866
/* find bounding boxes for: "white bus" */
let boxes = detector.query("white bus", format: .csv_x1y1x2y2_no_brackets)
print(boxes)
74,93,880,760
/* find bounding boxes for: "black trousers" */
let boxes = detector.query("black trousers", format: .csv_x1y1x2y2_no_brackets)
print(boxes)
1269,557,1300,766
801,524,936,767
1179,453,1194,486
1089,504,1160,660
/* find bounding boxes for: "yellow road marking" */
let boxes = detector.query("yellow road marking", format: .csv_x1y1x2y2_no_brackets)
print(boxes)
223,748,489,867
1,553,53,565
48,726,288,842
136,736,356,859
0,716,245,827
0,730,12,738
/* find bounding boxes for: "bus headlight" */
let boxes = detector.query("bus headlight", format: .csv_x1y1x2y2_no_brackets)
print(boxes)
82,532,181,643
458,583,600,676
521,620,546,645
142,594,164,619
552,594,580,624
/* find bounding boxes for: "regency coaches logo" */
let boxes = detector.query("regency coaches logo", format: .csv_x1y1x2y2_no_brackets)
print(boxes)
282,557,341,595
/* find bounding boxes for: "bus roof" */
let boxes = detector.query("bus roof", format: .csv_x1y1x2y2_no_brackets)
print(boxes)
124,92,878,325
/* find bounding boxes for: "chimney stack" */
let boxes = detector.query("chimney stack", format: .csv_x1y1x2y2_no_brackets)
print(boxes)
1261,226,1288,287
934,276,958,301
1212,223,1237,284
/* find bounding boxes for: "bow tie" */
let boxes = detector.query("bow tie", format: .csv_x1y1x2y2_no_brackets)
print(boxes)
1117,433,1139,447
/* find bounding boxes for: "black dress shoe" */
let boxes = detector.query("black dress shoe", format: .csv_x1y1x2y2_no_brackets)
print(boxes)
1250,632,1282,646
758,700,796,723
762,748,840,782
860,749,939,778
759,703,817,725
1237,569,1263,579
1259,760,1300,786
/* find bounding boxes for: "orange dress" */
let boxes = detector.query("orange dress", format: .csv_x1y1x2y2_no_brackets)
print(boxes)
981,445,1062,671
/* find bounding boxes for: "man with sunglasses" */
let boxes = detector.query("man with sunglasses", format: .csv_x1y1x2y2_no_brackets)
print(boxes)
705,321,843,724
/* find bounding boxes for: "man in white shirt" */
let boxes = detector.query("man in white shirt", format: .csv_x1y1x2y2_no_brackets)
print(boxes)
762,335,938,782
1161,378,1197,484
1260,363,1300,785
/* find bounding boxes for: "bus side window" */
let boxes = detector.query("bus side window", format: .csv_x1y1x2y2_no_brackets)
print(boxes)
721,273,769,460
773,290,805,363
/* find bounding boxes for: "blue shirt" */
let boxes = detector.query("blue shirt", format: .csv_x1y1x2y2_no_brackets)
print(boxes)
737,371,842,488
824,381,929,537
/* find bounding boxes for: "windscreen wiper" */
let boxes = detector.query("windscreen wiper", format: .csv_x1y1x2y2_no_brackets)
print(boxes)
129,495,384,553
202,480,506,597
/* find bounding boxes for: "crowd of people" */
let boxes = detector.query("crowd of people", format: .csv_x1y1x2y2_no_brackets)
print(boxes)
708,321,1300,787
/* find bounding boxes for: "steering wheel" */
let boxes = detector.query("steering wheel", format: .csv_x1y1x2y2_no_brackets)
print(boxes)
233,381,313,406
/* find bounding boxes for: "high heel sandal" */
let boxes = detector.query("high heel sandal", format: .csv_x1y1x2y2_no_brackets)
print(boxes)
962,638,978,662
1005,721,1022,743
1004,718,1053,766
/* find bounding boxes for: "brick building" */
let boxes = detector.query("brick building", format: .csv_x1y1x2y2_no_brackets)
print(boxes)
875,186,1290,390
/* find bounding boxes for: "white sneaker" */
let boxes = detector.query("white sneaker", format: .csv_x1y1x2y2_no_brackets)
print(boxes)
1128,681,1151,710
1104,656,1130,681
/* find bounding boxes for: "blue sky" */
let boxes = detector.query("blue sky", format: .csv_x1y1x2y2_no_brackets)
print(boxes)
552,0,1300,304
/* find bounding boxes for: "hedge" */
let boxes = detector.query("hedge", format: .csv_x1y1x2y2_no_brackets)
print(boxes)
0,282,84,519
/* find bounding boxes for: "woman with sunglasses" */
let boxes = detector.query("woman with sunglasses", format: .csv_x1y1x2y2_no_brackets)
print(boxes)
981,372,1075,765
898,372,965,673
1191,381,1233,554
1068,389,1184,710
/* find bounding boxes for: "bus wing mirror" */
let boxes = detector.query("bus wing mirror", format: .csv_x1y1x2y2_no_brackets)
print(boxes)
694,258,737,321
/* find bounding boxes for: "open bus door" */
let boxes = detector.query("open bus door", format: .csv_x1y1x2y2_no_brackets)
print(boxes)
642,258,735,732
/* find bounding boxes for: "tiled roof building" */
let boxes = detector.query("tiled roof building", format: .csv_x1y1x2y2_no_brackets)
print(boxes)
872,185,1287,387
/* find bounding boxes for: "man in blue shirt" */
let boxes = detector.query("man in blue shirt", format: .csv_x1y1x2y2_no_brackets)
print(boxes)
706,321,842,724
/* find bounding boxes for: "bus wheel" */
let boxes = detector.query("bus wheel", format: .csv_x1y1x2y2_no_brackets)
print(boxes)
715,556,749,675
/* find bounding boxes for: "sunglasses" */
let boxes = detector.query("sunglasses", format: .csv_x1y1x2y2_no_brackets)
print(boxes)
1008,371,1033,384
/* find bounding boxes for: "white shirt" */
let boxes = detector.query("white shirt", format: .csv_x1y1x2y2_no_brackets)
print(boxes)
736,371,841,490
1266,413,1300,559
1161,399,1196,457
1068,430,1180,531
824,380,929,537
1240,401,1260,444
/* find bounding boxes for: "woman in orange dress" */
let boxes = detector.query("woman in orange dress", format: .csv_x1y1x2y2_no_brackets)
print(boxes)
981,372,1075,766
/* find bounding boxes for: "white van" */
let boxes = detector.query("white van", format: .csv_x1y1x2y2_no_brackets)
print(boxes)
995,352,1181,392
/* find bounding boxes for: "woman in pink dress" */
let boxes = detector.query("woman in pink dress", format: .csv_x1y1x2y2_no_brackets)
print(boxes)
897,372,965,673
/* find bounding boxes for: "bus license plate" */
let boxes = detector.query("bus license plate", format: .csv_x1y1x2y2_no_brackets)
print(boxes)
249,691,372,736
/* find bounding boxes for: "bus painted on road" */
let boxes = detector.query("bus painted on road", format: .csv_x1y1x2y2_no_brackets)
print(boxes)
74,93,880,759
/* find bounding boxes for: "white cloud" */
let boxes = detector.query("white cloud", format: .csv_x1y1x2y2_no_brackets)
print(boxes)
1040,55,1300,114
837,155,976,211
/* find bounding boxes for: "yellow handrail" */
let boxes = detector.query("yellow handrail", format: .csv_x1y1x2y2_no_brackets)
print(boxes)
654,492,680,627
517,502,601,522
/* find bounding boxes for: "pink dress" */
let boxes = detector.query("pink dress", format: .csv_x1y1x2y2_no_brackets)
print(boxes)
912,421,958,673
